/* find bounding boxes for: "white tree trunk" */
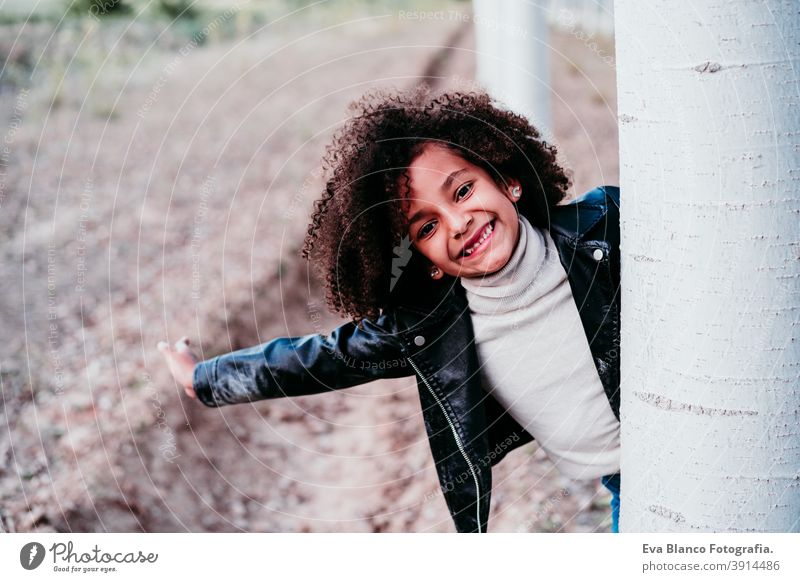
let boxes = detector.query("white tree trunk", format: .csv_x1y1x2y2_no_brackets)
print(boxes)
473,0,552,136
615,0,800,532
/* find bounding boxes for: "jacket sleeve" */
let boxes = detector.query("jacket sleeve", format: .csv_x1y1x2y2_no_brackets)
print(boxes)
191,312,412,407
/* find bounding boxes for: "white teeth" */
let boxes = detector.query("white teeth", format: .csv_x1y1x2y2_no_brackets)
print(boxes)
463,222,494,256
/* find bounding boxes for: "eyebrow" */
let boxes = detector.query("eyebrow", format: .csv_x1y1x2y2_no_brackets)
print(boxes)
407,168,468,227
441,168,468,192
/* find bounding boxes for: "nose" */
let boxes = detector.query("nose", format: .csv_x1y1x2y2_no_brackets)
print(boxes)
448,212,472,239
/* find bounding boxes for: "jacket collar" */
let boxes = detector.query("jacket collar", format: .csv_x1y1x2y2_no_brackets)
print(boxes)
548,185,611,244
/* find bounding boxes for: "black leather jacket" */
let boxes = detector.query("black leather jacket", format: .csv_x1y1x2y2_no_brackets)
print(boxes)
193,185,621,533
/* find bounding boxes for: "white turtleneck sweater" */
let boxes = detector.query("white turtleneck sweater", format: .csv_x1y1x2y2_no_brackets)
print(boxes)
459,214,620,479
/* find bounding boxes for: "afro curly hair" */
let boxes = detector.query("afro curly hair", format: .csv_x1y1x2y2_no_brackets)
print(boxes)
301,84,571,325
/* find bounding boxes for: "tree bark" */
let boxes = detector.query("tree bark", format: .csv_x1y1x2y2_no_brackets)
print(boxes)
615,0,800,532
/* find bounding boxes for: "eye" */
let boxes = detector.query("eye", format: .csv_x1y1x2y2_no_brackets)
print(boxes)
455,182,473,200
417,221,436,240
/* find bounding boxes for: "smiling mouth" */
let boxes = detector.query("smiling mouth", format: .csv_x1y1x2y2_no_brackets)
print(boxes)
459,220,495,259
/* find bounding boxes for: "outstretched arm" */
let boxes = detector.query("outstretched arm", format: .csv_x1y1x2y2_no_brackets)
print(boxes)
187,313,411,407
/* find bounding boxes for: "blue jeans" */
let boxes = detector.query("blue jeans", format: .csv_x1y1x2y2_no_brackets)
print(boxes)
600,473,621,533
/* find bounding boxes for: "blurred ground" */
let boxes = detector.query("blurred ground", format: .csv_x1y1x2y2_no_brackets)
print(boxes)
0,1,619,533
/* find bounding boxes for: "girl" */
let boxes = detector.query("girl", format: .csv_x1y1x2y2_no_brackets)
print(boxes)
158,86,622,533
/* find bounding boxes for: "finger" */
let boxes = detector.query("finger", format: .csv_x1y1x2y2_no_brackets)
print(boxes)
175,339,190,353
179,336,190,346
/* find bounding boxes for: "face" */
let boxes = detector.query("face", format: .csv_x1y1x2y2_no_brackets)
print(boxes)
402,143,521,279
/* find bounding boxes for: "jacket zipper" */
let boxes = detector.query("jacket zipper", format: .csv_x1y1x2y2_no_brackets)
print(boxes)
406,355,482,533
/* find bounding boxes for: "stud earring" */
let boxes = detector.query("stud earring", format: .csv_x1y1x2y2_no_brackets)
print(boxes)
511,186,521,199
430,267,440,278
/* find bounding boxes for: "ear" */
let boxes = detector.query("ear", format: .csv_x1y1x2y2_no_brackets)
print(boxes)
504,177,522,203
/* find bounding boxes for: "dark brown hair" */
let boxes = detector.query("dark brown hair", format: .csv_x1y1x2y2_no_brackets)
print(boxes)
301,84,570,324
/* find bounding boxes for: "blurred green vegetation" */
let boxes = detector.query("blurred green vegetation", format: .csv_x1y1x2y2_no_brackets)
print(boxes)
1,0,471,25
65,0,133,19
0,0,471,110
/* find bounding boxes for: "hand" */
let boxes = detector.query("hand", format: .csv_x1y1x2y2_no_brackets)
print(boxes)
157,336,198,399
